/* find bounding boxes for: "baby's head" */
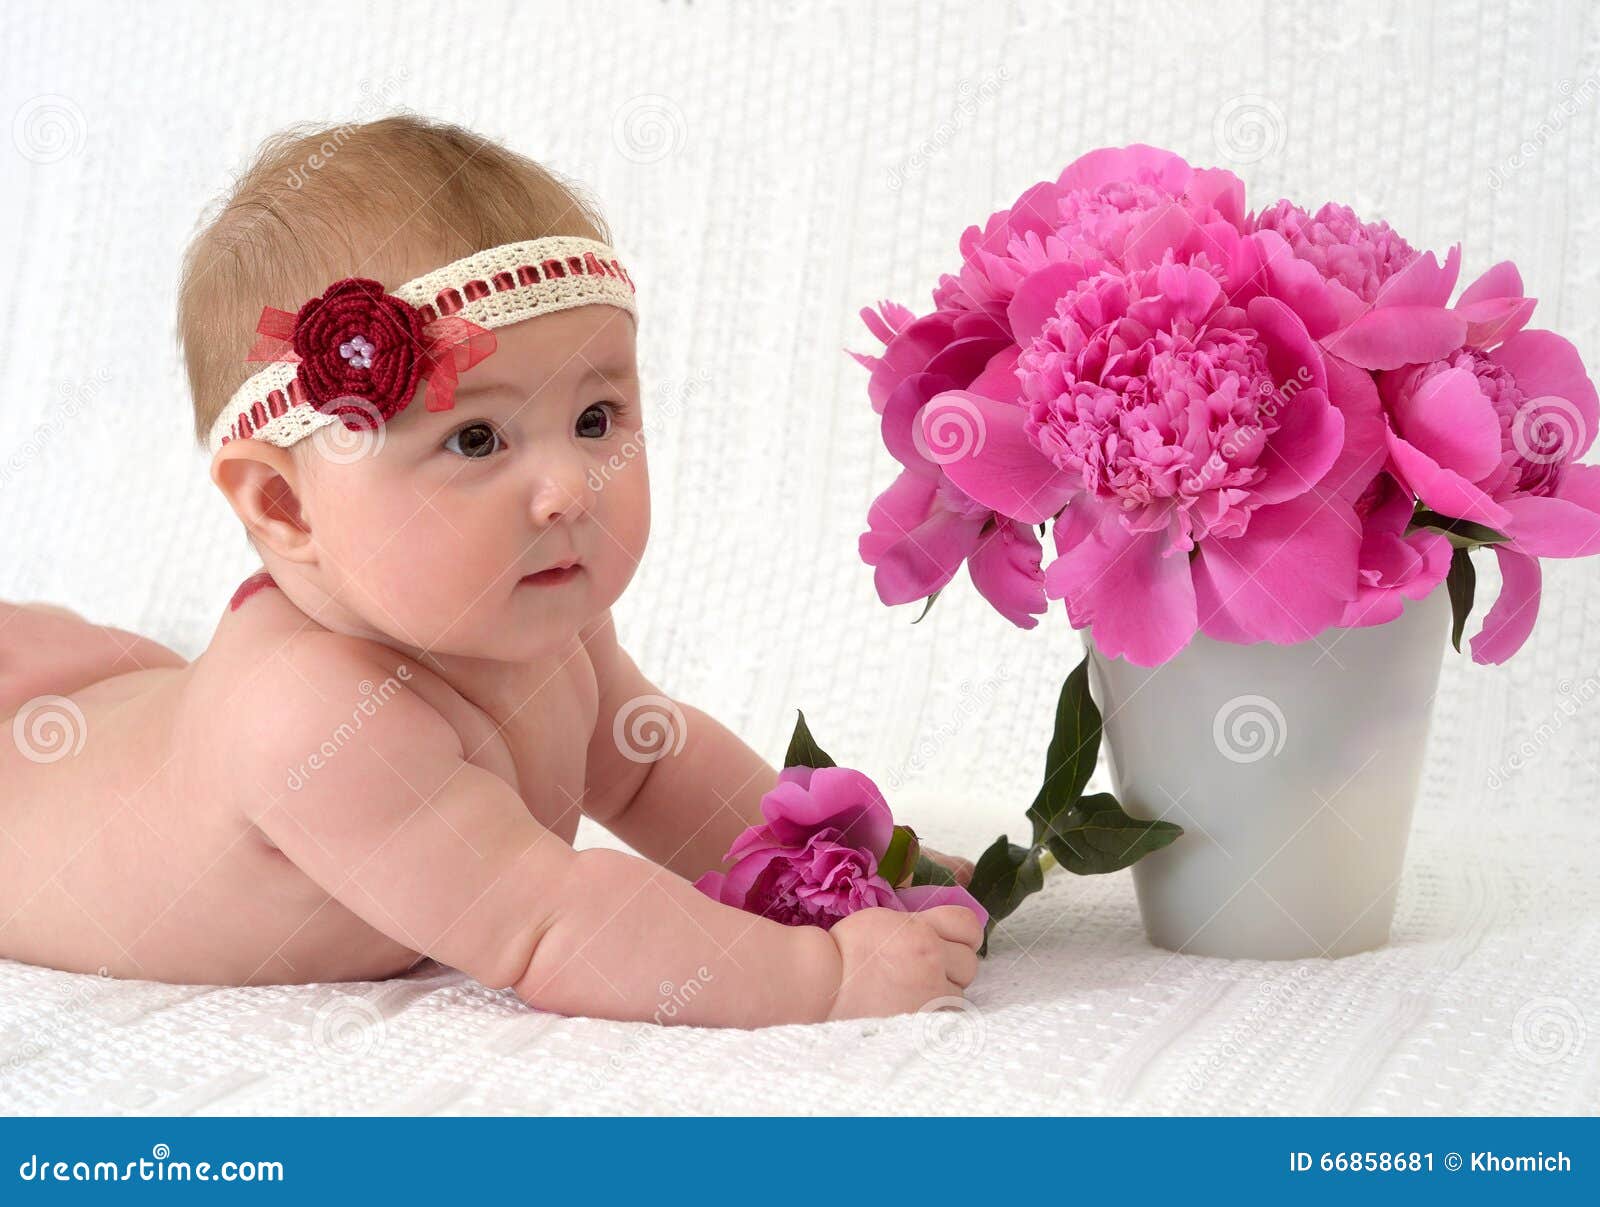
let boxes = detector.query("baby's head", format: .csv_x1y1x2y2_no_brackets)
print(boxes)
182,115,648,662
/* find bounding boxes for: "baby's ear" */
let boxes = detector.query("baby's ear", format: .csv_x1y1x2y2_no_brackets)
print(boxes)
210,443,314,563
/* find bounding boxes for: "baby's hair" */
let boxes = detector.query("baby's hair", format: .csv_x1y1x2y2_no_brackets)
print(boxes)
178,113,612,446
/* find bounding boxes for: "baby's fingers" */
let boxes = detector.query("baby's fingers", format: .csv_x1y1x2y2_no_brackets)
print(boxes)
925,847,975,886
921,904,984,949
944,941,979,988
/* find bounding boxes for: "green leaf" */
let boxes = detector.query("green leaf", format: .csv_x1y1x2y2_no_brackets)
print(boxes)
910,851,957,887
911,589,941,624
784,709,837,770
1409,508,1510,549
1446,545,1476,654
967,834,1044,955
1036,792,1184,875
878,825,918,886
1027,654,1102,845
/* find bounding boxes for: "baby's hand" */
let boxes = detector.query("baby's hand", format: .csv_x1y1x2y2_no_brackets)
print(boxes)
921,845,975,887
822,905,982,1021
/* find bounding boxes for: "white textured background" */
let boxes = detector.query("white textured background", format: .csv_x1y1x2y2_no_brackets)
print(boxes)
1,0,1598,1114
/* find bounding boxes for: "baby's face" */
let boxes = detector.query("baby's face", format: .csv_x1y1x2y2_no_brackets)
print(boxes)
297,303,649,660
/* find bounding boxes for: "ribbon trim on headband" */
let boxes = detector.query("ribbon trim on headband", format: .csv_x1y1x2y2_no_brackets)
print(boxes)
246,277,497,427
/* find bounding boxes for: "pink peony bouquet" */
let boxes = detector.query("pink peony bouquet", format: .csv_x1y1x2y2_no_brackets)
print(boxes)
695,714,989,932
854,144,1600,666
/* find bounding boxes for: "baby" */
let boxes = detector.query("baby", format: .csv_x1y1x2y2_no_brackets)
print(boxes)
0,115,981,1028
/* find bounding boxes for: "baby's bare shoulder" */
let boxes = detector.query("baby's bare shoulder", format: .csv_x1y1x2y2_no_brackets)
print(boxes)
195,627,463,815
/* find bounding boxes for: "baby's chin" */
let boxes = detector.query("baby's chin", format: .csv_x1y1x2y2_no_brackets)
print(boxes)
418,590,601,662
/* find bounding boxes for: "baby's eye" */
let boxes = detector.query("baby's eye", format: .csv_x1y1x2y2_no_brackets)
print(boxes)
576,402,616,439
443,421,504,459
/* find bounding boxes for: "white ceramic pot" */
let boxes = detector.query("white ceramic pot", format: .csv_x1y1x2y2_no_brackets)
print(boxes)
1086,584,1451,959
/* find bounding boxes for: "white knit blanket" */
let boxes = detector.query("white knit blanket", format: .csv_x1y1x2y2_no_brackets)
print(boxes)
2,0,1598,1115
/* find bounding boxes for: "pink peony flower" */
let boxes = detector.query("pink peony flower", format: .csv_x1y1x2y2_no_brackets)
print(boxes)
1252,199,1422,309
928,144,1240,321
853,302,1048,626
853,145,1249,629
1377,271,1600,661
934,249,1365,665
1236,200,1467,372
1338,470,1453,629
694,765,988,931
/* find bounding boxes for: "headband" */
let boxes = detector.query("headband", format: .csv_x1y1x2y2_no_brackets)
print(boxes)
208,234,637,454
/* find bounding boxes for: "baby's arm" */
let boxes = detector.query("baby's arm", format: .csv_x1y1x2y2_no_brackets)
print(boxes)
240,636,840,1027
575,613,976,886
575,611,775,881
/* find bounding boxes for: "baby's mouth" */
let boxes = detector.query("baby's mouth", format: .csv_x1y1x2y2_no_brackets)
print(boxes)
519,559,581,587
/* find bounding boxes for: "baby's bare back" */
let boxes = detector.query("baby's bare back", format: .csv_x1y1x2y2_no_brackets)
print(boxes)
0,588,592,986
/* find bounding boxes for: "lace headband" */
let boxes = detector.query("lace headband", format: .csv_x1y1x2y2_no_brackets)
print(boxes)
208,234,637,454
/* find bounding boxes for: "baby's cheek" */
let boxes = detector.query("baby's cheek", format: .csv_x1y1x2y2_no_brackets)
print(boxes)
609,451,650,545
346,514,477,634
595,463,650,586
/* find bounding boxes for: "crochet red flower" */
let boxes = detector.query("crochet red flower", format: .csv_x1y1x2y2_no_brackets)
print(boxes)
245,277,497,433
289,278,428,428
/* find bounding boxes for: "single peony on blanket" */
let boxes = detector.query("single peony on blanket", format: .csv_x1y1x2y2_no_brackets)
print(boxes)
854,144,1600,666
695,764,988,931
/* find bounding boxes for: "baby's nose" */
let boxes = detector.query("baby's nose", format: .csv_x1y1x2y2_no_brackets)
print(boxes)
529,461,593,525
